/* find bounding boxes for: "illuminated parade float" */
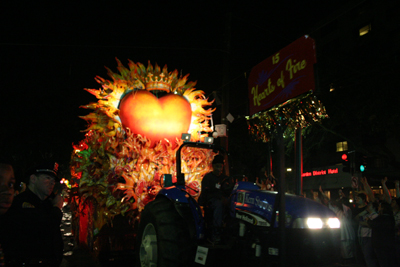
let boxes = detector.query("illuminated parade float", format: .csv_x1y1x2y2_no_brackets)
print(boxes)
70,59,216,251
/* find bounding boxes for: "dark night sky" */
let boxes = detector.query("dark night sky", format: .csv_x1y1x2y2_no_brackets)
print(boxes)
0,0,346,170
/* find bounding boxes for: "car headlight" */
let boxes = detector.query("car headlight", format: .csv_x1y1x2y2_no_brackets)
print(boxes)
307,218,323,229
327,217,340,228
293,217,341,229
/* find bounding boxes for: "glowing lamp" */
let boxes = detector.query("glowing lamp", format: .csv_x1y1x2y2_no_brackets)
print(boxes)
204,137,214,144
327,218,341,229
181,133,191,141
307,218,323,229
341,153,351,173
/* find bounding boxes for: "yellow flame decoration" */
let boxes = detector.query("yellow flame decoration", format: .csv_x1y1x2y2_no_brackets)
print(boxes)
70,59,216,233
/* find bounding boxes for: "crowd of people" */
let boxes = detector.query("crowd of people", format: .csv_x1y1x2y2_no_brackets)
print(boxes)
317,177,400,267
0,159,64,266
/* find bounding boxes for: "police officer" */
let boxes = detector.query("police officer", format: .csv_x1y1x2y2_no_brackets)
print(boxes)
1,161,64,266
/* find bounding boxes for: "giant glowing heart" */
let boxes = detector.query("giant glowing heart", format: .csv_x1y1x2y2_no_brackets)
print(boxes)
119,90,192,147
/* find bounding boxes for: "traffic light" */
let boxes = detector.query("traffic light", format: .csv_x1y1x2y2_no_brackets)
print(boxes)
359,155,367,172
342,153,351,172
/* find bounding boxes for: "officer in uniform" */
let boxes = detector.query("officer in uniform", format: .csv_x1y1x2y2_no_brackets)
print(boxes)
1,161,64,266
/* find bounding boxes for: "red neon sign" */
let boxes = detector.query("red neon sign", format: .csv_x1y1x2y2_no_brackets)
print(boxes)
302,168,339,177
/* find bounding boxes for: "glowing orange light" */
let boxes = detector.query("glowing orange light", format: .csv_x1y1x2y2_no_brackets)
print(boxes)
119,90,192,147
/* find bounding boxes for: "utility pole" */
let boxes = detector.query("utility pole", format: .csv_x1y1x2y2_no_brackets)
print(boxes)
295,127,303,195
220,11,232,151
277,124,286,266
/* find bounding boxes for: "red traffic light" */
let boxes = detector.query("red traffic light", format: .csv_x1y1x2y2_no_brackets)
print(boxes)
341,153,348,161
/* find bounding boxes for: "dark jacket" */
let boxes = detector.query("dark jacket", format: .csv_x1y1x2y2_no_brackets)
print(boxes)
0,188,63,266
199,172,232,205
368,214,395,248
